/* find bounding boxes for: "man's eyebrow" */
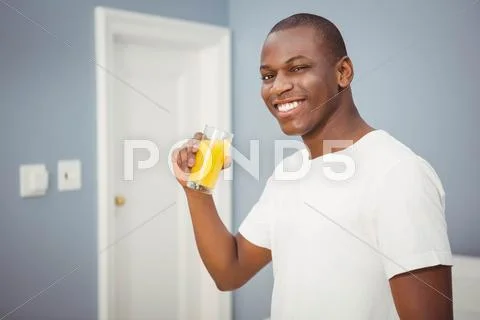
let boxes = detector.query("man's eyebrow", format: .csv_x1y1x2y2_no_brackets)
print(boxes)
259,64,270,71
284,55,309,64
260,55,310,70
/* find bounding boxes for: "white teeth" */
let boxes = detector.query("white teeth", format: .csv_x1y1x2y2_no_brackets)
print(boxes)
277,101,300,112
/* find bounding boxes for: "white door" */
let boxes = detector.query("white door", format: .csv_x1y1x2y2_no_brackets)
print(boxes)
95,7,232,320
112,39,191,320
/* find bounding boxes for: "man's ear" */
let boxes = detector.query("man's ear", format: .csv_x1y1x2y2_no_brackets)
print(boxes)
336,56,354,89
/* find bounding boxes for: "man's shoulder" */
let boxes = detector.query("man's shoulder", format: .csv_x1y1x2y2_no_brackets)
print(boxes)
363,129,421,168
363,130,442,186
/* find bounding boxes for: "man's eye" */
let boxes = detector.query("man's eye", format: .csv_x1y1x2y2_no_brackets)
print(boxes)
261,74,274,81
291,65,308,72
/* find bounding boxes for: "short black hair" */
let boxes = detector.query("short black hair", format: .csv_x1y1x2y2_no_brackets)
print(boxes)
269,13,348,64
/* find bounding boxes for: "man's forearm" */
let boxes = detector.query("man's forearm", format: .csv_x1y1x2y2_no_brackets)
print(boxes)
184,188,239,289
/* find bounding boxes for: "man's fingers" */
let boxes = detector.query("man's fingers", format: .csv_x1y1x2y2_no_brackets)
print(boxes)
186,138,200,153
175,149,186,173
184,138,200,168
179,148,189,171
187,144,196,167
171,148,188,182
192,132,204,152
193,132,204,141
171,131,206,185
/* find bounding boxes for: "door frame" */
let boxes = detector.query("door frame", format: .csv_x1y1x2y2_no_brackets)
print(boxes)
94,7,232,320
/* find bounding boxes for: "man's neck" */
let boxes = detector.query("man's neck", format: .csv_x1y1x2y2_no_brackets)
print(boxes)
302,104,374,159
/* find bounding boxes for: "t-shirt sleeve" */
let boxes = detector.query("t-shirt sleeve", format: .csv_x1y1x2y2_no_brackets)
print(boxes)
374,156,453,279
238,177,276,250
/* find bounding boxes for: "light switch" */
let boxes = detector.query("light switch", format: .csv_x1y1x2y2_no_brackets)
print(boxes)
58,160,82,191
20,164,49,197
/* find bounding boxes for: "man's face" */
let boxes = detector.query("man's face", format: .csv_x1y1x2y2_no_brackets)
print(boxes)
260,26,339,136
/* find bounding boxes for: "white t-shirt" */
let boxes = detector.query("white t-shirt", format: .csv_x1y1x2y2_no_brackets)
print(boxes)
239,129,453,320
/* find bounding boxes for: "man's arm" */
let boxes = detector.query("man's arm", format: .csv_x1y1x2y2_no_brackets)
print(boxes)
389,265,453,319
173,135,271,291
184,190,271,291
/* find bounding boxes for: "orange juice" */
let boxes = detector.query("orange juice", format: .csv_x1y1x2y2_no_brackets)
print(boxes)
189,139,229,191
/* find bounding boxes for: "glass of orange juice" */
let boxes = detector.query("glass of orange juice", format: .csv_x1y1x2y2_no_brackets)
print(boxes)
186,125,233,194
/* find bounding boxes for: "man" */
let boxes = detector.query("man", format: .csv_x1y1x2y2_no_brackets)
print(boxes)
173,13,453,319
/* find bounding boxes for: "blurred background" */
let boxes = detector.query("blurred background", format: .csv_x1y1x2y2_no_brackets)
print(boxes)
1,0,479,319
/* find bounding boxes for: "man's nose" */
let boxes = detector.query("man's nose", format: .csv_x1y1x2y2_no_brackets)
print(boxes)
271,74,293,96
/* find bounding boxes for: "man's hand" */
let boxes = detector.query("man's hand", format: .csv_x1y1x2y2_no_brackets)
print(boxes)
171,132,232,189
171,132,203,188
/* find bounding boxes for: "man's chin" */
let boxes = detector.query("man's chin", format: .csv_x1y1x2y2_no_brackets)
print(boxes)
279,123,304,136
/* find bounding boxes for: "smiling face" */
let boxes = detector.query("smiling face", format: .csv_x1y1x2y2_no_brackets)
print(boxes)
260,26,342,137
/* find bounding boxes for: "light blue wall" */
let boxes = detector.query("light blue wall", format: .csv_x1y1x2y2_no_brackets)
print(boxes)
230,1,480,319
0,0,227,318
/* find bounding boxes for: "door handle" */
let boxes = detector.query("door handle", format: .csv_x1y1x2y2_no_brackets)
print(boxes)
115,195,126,207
